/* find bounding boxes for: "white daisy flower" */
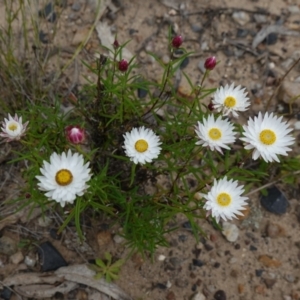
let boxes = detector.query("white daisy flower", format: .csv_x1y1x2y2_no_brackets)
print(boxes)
203,176,248,223
195,114,236,154
36,150,92,207
123,126,162,164
240,112,295,162
212,83,250,117
0,113,29,142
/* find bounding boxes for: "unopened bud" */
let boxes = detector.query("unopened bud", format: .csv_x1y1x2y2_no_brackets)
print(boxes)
204,56,217,70
118,59,129,72
65,125,86,144
171,35,183,48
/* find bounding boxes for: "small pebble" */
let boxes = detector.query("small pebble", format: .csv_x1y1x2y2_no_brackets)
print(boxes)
166,291,176,300
9,251,24,264
214,290,227,300
255,269,264,277
222,222,239,242
263,278,276,289
204,243,213,251
24,255,36,267
284,274,295,283
113,234,125,244
260,186,288,215
192,259,205,267
158,254,166,261
232,11,250,26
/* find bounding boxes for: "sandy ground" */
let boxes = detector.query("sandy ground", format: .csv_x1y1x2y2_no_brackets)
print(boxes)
1,0,300,299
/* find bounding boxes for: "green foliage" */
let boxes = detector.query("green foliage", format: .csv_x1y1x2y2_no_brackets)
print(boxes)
88,252,125,282
0,2,299,258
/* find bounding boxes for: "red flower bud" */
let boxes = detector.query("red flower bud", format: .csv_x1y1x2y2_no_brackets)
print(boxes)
118,59,128,72
208,102,214,111
65,125,86,144
113,40,119,49
171,35,183,48
204,56,217,70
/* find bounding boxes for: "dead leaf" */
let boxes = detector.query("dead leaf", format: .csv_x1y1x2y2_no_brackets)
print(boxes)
14,282,78,299
55,264,133,300
252,25,300,48
95,22,133,61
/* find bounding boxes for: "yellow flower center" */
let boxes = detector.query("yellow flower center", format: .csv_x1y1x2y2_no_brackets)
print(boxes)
135,139,148,153
217,192,232,207
55,169,73,186
259,129,276,145
224,96,236,108
8,122,18,131
208,128,222,140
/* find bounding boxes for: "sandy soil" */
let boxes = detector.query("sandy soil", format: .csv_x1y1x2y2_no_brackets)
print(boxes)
1,0,300,299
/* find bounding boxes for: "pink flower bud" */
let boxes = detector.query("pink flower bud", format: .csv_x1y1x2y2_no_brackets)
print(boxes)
65,125,86,144
208,102,214,111
118,59,129,72
171,35,183,48
204,56,217,70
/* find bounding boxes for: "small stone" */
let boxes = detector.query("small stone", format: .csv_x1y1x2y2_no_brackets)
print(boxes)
264,33,277,45
260,186,289,215
191,292,207,300
263,278,277,289
39,2,53,18
222,222,239,242
38,216,52,227
253,14,268,23
213,262,220,268
204,243,214,251
158,254,166,261
288,5,300,14
238,284,245,294
236,28,249,38
230,269,238,278
191,24,202,33
24,255,36,267
265,222,286,238
0,287,12,300
255,285,265,295
232,11,250,26
283,296,292,300
166,291,176,300
97,230,112,247
192,259,205,267
180,57,189,69
279,81,300,106
255,269,264,277
113,234,125,244
71,2,81,11
214,290,227,300
285,274,295,283
0,236,17,255
250,245,257,251
228,257,237,264
155,283,167,290
37,241,67,271
9,251,24,264
258,255,281,268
